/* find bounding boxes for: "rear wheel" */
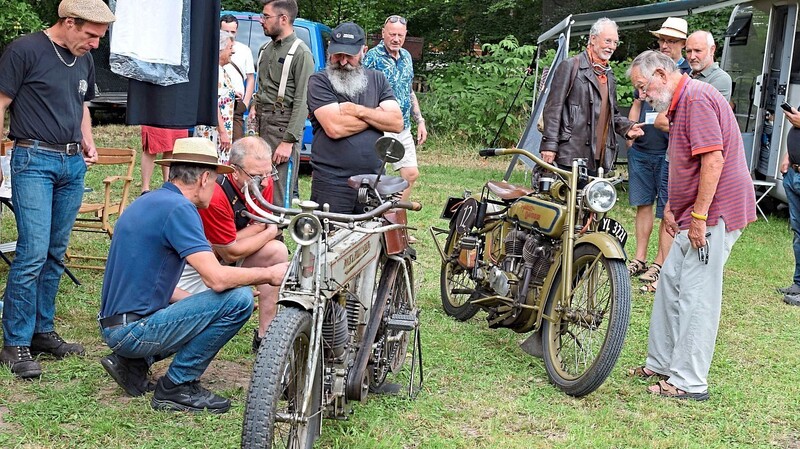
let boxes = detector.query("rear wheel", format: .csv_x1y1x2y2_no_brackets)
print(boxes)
241,307,321,449
542,244,631,397
440,227,480,321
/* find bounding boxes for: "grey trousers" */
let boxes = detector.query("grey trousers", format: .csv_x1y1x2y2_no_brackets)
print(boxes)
645,217,742,393
257,107,300,208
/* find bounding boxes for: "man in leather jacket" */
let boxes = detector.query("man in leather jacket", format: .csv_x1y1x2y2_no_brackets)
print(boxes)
540,18,643,174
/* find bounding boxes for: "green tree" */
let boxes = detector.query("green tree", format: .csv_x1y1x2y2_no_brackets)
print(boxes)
0,0,45,49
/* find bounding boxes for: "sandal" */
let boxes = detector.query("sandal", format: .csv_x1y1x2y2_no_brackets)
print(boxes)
648,379,709,401
639,282,657,294
627,365,667,380
638,263,661,282
627,259,647,276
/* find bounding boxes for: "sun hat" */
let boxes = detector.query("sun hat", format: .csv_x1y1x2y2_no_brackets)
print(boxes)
58,0,116,24
156,137,234,174
650,17,688,41
328,22,366,56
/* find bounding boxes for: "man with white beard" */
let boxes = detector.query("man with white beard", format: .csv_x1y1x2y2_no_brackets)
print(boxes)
306,22,403,214
626,50,755,401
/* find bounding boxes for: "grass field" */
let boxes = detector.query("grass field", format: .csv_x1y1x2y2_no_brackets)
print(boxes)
1,126,799,448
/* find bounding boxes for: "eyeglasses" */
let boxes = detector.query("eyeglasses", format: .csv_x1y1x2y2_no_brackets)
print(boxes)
233,164,279,183
635,75,655,98
658,38,683,45
260,13,284,21
597,38,620,47
385,15,407,25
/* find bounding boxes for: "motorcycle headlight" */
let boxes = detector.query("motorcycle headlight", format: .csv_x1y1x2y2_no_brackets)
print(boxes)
583,179,617,213
289,213,321,246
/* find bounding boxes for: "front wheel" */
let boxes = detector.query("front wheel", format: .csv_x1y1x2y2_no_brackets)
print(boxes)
541,244,631,397
440,227,480,321
242,307,321,449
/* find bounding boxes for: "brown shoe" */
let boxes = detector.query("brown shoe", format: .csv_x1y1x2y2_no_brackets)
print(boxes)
0,345,42,378
30,331,85,358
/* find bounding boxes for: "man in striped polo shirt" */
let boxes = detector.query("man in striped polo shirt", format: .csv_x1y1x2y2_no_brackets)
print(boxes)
626,50,756,401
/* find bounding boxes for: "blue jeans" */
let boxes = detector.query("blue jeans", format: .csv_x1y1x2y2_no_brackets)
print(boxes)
784,169,800,285
2,145,86,346
100,288,253,384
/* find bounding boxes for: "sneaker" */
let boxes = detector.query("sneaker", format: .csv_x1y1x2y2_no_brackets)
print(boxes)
777,284,800,295
638,263,662,283
151,377,231,414
0,346,42,379
784,294,800,306
30,331,85,358
251,329,263,354
100,353,155,397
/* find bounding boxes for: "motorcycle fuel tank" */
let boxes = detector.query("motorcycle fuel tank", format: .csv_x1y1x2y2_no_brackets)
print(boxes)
507,197,566,238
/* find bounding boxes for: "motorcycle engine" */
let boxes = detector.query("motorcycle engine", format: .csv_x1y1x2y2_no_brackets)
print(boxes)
322,301,349,359
523,233,553,286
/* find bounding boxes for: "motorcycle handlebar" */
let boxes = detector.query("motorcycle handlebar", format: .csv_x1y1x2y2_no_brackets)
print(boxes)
244,180,422,223
479,148,503,157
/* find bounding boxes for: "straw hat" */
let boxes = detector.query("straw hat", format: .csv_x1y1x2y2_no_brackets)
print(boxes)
650,17,688,41
156,138,234,174
58,0,116,24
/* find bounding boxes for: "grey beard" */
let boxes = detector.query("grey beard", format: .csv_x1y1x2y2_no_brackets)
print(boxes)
326,65,368,97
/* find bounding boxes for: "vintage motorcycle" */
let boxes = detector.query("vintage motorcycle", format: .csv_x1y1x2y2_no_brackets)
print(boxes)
431,147,631,397
240,137,422,449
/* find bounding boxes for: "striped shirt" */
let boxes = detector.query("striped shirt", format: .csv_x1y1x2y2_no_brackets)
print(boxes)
666,75,756,231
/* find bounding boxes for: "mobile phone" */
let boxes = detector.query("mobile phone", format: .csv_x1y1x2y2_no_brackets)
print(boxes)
781,102,794,112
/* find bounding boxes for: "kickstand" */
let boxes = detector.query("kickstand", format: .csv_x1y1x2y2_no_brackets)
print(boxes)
407,309,423,399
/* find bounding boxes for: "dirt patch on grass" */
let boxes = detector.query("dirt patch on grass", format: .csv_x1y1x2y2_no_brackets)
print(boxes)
0,404,20,433
150,358,253,393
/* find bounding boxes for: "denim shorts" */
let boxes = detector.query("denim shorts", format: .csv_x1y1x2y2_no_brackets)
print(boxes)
628,147,668,217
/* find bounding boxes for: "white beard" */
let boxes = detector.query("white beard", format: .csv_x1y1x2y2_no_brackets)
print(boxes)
326,65,368,97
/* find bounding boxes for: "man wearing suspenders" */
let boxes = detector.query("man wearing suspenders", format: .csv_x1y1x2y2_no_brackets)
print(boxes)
252,0,313,208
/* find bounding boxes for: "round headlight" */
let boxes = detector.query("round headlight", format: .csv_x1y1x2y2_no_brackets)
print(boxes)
289,213,321,246
583,179,617,213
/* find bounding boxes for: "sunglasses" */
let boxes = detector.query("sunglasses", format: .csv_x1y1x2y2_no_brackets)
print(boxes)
384,15,407,25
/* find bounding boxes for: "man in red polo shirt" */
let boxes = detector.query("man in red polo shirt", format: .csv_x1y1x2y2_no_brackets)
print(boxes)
626,50,756,401
176,136,288,351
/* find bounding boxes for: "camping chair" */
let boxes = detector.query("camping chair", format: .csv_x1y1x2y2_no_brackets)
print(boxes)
65,147,136,270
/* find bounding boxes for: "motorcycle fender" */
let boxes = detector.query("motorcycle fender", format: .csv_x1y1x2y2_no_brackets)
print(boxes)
574,233,626,260
277,294,315,311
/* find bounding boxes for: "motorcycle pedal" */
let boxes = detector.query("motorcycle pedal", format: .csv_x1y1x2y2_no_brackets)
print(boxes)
386,313,418,331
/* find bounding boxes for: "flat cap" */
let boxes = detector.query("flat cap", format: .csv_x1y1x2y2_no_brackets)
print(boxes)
58,0,116,24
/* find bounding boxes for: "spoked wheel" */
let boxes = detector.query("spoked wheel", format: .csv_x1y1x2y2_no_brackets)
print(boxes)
440,227,480,321
242,307,321,449
370,258,414,391
541,244,631,397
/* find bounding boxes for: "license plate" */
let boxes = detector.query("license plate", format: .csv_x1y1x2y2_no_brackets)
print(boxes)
598,217,628,247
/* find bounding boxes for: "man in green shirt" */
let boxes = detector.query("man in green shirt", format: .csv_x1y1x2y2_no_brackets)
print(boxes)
252,0,313,207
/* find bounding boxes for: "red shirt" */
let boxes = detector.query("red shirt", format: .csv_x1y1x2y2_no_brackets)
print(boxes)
198,174,274,246
665,75,756,231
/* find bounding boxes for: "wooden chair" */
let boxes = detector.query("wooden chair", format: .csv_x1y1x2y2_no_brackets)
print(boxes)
66,147,136,270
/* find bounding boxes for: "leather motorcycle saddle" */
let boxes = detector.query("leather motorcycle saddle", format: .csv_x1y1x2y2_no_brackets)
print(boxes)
347,174,409,196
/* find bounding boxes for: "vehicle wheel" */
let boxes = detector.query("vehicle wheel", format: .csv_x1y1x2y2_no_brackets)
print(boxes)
541,244,631,397
369,258,415,390
440,227,480,321
242,307,321,449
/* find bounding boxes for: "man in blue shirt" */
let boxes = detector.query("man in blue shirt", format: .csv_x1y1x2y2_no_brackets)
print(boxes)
98,138,287,413
364,15,427,203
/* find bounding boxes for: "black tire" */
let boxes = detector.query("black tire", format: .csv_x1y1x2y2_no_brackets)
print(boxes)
440,227,480,321
369,258,414,390
242,307,321,449
541,244,631,397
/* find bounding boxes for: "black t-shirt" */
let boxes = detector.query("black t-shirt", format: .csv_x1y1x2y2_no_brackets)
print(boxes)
0,32,95,144
788,126,800,165
307,69,395,182
630,99,668,153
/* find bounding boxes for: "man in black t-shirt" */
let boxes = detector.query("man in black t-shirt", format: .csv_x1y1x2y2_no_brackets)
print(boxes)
0,0,115,379
307,22,403,214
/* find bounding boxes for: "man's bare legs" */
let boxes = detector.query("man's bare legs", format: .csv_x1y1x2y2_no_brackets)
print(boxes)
634,204,655,264
242,239,289,337
399,166,419,202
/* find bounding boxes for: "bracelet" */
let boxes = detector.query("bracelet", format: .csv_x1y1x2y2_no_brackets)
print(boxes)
690,210,708,221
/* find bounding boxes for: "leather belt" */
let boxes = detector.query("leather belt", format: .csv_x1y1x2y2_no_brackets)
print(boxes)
99,313,145,329
15,139,82,156
791,163,800,173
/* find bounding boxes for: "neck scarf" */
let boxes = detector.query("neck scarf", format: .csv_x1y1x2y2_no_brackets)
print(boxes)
587,50,611,84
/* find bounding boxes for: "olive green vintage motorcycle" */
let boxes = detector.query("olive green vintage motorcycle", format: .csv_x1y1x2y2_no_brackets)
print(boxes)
431,147,631,397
